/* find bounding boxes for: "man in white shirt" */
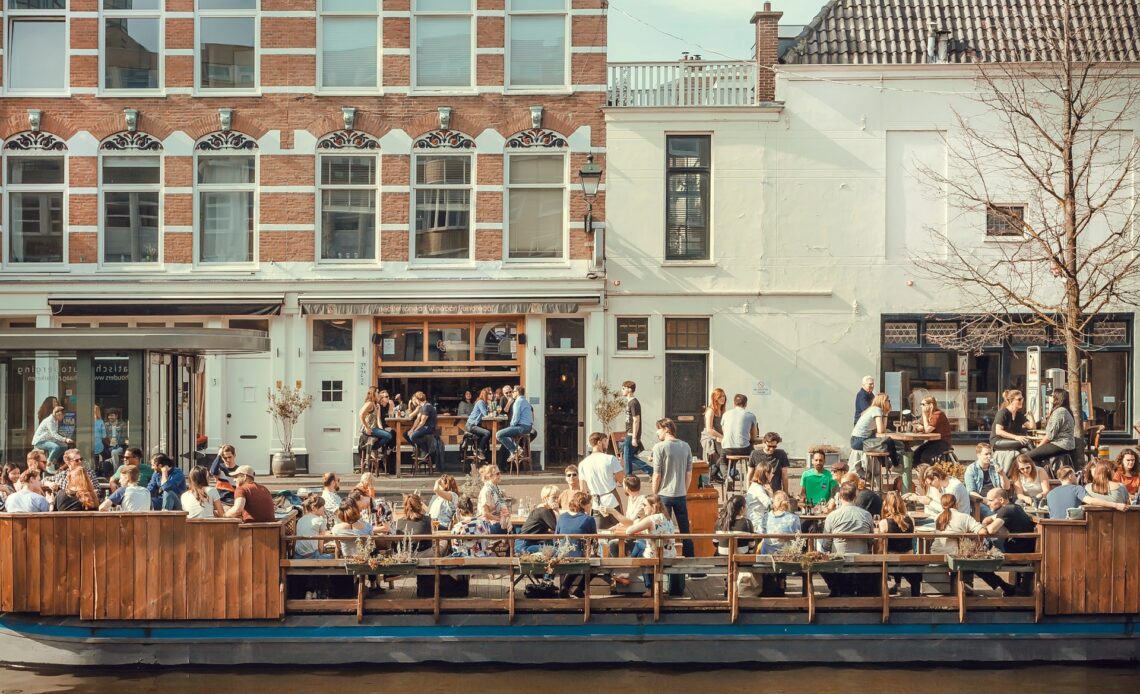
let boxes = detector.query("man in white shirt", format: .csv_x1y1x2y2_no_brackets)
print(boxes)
32,406,73,468
99,465,151,511
911,468,971,516
578,431,624,529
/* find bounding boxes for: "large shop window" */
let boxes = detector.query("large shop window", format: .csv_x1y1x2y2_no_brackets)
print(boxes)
413,0,473,89
318,0,379,90
196,153,255,263
197,0,257,91
881,316,1132,434
507,0,568,88
413,154,472,260
507,153,565,260
6,0,68,93
102,155,161,263
319,155,377,261
5,156,65,264
102,0,162,90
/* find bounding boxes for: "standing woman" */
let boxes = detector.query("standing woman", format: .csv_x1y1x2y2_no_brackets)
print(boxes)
477,465,511,534
701,388,727,482
990,389,1035,453
913,396,953,465
1112,448,1140,502
1026,389,1077,465
92,404,109,475
209,443,240,504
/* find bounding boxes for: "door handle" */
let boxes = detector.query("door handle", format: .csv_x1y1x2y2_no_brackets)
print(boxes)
323,427,341,433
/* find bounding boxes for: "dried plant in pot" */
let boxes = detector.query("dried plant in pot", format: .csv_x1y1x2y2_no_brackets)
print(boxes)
945,538,1004,572
517,544,557,576
540,537,591,575
345,534,420,576
766,534,845,574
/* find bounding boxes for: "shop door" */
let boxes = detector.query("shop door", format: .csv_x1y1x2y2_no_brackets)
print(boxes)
308,363,354,473
665,353,707,453
224,356,272,475
544,356,583,466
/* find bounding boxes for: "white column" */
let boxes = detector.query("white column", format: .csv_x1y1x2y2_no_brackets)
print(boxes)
584,307,607,433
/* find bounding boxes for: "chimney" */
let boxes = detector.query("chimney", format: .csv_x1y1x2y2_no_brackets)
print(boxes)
751,2,782,102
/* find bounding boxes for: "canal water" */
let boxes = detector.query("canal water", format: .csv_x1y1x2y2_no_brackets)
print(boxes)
1,664,1137,692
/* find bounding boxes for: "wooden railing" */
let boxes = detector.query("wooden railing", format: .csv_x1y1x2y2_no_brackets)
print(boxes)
607,61,757,107
0,512,287,620
1040,508,1140,615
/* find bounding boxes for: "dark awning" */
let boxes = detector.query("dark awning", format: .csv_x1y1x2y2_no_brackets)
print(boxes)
300,293,600,316
48,297,282,317
0,327,270,354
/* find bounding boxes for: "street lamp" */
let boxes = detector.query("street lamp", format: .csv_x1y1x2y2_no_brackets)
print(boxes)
578,153,602,234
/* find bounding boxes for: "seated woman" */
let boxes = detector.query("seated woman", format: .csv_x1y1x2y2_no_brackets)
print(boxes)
913,396,953,465
744,463,774,532
429,474,461,529
1111,449,1140,503
449,496,493,558
990,389,1036,453
515,484,560,555
621,494,678,598
181,465,224,519
1008,454,1052,508
353,474,395,534
555,491,598,598
330,500,373,559
850,392,900,469
52,466,99,512
1026,389,1077,466
713,494,753,557
753,491,801,597
1084,461,1129,505
929,493,1012,596
1,462,21,499
877,491,922,597
394,494,434,555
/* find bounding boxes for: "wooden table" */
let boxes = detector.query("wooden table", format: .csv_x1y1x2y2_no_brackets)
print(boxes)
388,415,506,477
887,432,942,493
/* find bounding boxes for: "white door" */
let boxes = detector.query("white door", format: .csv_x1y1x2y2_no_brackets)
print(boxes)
308,362,354,473
224,356,272,475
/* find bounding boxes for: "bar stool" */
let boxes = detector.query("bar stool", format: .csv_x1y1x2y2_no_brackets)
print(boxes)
864,451,890,493
724,455,750,493
507,434,533,476
460,431,484,474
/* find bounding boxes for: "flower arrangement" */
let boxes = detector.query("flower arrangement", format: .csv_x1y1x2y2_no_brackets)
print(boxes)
345,533,419,574
519,537,586,574
593,379,627,437
766,534,843,573
266,384,313,453
951,538,1003,561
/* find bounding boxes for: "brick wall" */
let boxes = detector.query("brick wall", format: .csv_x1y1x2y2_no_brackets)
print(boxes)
752,4,782,103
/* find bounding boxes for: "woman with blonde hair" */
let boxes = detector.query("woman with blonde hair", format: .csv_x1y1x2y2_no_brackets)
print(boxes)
429,474,461,527
516,483,561,554
851,392,900,469
744,462,774,531
477,465,510,533
702,387,727,482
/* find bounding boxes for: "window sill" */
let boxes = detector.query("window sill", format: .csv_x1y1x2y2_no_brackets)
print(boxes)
1,264,70,273
503,260,571,269
315,261,382,269
2,90,70,98
613,351,654,358
315,88,384,97
408,87,478,97
504,87,572,95
97,89,165,98
193,89,262,98
982,236,1026,244
409,262,478,270
99,263,165,272
661,260,716,268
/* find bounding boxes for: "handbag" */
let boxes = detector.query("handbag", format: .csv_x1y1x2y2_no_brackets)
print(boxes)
862,436,889,453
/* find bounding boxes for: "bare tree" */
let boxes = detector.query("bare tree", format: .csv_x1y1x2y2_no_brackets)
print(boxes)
915,0,1140,420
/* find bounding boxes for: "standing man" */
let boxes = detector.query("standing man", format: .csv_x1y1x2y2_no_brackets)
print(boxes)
622,381,652,475
579,431,624,529
651,418,693,595
720,394,758,481
854,375,875,424
496,385,534,464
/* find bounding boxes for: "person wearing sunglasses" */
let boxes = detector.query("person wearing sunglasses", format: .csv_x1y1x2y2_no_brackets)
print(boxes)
558,464,582,512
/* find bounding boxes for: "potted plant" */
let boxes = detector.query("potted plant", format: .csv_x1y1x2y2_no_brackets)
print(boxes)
766,534,845,574
593,379,627,448
544,537,591,575
266,383,312,477
345,534,420,576
518,545,556,576
946,538,1005,572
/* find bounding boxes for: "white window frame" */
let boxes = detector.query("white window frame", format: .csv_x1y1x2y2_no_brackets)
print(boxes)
505,0,569,91
193,149,258,268
99,0,164,94
2,149,68,269
410,0,475,93
99,150,163,267
504,151,568,263
4,1,70,96
316,152,380,265
194,0,259,95
316,0,380,94
411,151,475,264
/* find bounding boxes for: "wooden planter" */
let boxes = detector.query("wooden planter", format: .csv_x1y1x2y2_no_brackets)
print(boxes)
548,560,591,575
518,560,550,576
767,558,845,575
946,556,1004,572
345,561,418,576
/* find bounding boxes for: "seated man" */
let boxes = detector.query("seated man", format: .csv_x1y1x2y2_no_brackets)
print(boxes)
224,466,276,523
801,450,839,510
496,386,534,463
146,453,186,511
749,432,789,492
404,391,442,470
821,482,875,597
99,465,152,511
964,442,1006,517
5,469,50,513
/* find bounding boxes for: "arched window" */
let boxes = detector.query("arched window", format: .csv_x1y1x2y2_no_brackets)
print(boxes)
504,128,568,261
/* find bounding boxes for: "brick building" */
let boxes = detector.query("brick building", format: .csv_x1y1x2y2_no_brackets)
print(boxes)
0,0,608,473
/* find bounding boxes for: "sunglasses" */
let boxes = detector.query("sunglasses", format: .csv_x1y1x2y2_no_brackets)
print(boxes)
566,473,578,478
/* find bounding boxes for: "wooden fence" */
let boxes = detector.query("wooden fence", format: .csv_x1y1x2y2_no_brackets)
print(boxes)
1040,508,1140,616
0,512,285,620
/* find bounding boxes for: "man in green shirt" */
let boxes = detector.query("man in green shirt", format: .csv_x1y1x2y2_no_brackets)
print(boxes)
801,450,839,508
109,447,153,489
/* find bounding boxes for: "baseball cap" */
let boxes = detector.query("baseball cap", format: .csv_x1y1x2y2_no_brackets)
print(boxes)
234,465,256,478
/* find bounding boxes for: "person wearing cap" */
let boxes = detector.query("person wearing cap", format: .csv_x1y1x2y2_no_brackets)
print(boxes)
224,465,276,523
801,450,839,509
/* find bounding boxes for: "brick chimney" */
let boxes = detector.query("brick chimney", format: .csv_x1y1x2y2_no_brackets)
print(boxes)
751,2,782,102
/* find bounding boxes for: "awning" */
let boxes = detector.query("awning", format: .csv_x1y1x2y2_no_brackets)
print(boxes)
0,327,270,354
300,293,601,316
49,296,283,317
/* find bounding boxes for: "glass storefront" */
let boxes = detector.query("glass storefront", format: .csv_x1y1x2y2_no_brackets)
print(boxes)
881,315,1132,435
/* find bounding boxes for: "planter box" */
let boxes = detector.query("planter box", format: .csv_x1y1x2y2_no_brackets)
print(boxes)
345,561,418,576
946,556,1004,572
518,560,550,576
766,558,845,575
548,560,591,575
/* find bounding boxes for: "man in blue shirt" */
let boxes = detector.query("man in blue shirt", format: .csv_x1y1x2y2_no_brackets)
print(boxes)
496,385,534,463
146,453,186,510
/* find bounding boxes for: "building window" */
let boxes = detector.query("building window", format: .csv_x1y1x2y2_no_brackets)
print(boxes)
507,153,565,259
313,319,353,352
986,204,1026,237
102,0,161,90
413,154,472,261
5,156,65,264
665,317,710,350
319,155,377,261
413,0,473,89
507,0,567,88
665,135,711,261
197,0,257,91
196,154,255,263
546,318,584,349
320,380,344,402
101,155,160,263
616,317,648,352
318,0,378,90
6,0,68,93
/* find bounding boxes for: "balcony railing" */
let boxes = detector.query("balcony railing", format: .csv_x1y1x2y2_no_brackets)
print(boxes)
607,60,757,107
